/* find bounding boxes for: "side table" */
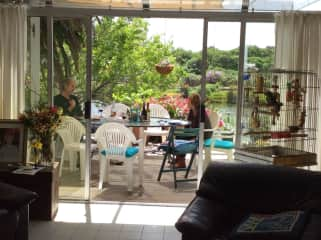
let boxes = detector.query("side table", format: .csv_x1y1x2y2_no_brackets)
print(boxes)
0,162,59,220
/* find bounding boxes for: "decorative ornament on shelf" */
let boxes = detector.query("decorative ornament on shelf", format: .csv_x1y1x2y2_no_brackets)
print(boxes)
19,105,63,166
155,59,174,75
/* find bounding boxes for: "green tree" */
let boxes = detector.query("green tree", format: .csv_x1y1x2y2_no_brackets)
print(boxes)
91,17,186,105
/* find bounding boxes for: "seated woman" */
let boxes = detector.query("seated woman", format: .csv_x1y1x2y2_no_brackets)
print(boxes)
54,77,83,117
175,93,212,168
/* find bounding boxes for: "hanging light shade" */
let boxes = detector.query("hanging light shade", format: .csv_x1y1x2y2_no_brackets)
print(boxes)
155,59,174,75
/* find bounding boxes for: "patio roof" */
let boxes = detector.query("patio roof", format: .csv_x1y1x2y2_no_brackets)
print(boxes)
28,0,320,11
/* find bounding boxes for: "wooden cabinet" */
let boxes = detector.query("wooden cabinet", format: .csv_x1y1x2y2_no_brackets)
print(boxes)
0,162,59,220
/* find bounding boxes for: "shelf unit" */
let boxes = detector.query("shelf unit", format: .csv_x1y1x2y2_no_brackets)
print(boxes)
236,69,319,166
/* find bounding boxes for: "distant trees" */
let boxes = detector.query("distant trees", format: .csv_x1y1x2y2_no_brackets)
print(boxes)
35,17,274,106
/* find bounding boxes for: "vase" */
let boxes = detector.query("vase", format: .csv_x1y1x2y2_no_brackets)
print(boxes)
31,149,41,166
40,137,53,166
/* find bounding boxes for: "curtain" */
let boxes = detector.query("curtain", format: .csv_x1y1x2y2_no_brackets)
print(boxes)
0,4,27,119
275,11,321,170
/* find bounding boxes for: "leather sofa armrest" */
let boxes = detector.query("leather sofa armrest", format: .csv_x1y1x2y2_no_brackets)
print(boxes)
0,209,9,219
175,196,234,240
0,208,18,240
0,181,37,210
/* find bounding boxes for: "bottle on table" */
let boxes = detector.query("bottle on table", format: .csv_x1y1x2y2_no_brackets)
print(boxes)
146,102,150,121
141,102,147,121
126,109,131,120
110,102,116,117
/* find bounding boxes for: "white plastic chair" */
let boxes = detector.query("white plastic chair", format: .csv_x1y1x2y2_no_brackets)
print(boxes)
95,122,144,192
143,103,170,146
56,116,86,180
103,102,129,118
204,111,235,170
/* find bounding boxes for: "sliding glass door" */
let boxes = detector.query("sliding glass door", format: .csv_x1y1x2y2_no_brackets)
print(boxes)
27,16,92,200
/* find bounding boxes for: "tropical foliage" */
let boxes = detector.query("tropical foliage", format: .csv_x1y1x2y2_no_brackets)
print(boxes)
31,16,274,108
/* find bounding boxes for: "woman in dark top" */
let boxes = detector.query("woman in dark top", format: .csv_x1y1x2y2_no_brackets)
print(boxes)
187,93,212,139
54,77,82,117
175,93,212,168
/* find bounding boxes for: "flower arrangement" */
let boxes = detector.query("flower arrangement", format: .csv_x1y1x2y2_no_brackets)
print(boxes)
150,95,189,119
19,105,62,165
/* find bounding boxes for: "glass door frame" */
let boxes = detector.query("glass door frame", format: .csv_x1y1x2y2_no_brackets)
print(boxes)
45,15,93,201
30,9,275,200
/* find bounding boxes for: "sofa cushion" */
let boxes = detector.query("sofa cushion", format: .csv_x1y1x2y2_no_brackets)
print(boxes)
197,162,321,213
0,181,37,210
230,210,309,240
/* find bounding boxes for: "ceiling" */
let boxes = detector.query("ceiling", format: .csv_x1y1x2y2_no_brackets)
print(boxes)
27,0,320,11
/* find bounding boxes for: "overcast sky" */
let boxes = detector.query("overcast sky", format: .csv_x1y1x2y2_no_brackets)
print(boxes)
147,18,275,52
146,1,321,52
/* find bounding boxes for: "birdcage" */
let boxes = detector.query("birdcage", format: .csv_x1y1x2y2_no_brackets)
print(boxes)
235,69,319,167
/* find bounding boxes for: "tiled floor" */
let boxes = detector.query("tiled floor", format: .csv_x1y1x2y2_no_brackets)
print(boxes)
29,202,185,240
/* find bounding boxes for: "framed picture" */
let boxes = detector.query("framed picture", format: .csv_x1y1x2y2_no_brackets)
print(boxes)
0,120,27,165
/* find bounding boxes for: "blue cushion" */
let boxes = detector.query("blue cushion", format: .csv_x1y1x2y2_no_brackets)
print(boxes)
159,139,197,154
159,139,190,151
214,139,234,149
125,147,139,157
175,141,198,154
204,138,213,148
100,146,139,158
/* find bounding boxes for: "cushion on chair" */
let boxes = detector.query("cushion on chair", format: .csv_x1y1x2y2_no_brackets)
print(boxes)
175,141,198,154
159,139,189,151
100,147,139,158
125,147,139,157
204,138,234,149
214,139,234,149
204,138,213,148
159,139,197,154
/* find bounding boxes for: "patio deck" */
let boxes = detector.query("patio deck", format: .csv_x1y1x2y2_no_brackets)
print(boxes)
58,145,233,204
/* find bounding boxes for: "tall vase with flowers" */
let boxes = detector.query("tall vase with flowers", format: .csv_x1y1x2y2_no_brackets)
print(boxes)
19,105,62,166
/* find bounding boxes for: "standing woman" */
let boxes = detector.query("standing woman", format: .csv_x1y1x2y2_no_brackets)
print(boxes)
54,77,83,117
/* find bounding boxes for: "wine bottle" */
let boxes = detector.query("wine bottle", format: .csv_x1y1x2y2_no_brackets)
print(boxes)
146,102,150,121
141,102,147,121
110,102,116,117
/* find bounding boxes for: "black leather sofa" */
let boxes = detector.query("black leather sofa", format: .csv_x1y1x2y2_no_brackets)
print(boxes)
175,162,321,240
0,181,38,240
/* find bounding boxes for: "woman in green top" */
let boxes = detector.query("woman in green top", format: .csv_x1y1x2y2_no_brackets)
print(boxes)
54,77,82,117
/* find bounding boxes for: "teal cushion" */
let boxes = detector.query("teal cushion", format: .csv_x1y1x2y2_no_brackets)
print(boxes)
125,147,139,157
214,139,234,149
204,138,213,148
100,147,139,158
